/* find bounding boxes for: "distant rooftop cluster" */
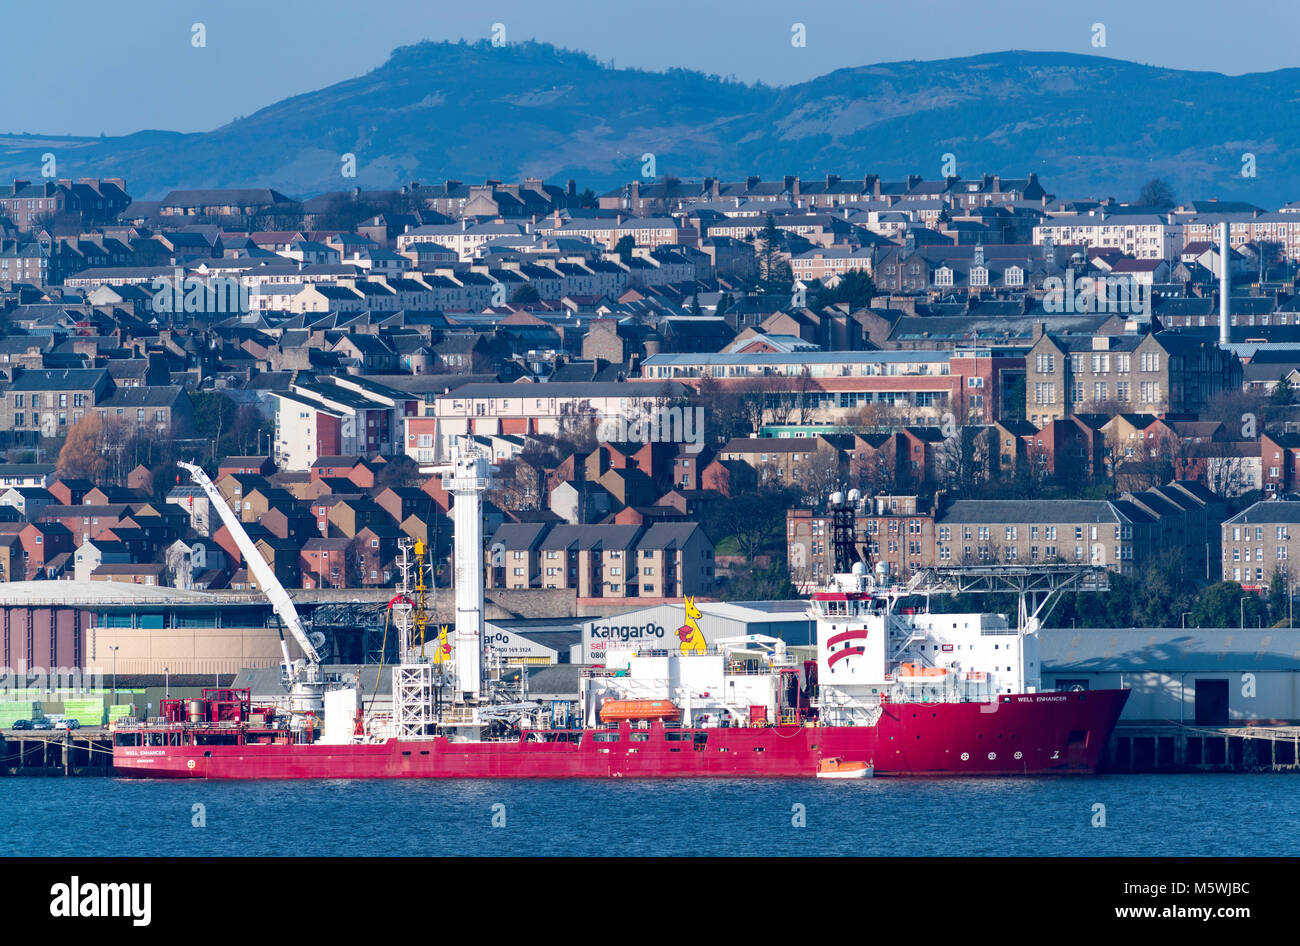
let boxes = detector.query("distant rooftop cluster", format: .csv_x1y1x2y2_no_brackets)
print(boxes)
0,165,1299,601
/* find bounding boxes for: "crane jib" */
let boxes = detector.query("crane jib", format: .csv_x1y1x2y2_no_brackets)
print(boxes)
177,461,322,666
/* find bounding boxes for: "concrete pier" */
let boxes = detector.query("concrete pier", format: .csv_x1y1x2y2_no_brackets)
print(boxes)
1105,723,1300,772
0,730,114,776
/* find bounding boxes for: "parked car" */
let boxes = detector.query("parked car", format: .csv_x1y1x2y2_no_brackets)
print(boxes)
54,719,80,731
31,718,54,730
9,719,32,730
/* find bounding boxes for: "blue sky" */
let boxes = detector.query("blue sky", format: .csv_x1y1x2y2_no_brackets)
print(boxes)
8,0,1299,136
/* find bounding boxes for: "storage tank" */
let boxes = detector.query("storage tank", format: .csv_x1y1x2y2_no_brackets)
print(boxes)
187,699,205,723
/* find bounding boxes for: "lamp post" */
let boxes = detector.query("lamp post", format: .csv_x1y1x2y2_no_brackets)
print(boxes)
164,666,169,700
1181,611,1192,629
1240,596,1248,630
109,645,119,707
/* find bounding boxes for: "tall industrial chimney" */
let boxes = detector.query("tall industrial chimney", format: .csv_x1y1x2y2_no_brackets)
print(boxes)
1219,221,1231,345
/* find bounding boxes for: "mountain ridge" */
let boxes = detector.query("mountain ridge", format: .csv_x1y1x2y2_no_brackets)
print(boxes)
2,41,1297,206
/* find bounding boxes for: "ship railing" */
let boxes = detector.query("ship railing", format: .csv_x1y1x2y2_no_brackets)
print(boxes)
112,718,254,731
723,663,793,676
438,708,478,725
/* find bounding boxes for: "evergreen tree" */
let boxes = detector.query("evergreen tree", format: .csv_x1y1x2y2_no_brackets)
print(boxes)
1271,375,1295,406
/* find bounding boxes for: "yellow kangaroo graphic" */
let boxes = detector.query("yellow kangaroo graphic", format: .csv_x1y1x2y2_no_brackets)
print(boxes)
676,596,707,655
432,625,452,665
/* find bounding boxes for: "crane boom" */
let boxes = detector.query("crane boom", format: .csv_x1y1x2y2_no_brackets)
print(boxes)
177,461,321,665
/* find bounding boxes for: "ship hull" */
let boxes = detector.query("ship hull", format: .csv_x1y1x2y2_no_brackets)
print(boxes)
113,689,1128,779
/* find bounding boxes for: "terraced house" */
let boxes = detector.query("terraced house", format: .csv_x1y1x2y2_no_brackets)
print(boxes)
486,522,714,601
1221,500,1300,589
1025,327,1241,427
934,499,1155,575
0,368,113,443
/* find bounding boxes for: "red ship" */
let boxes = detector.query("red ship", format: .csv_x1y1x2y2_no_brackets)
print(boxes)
112,461,1129,779
112,686,1127,778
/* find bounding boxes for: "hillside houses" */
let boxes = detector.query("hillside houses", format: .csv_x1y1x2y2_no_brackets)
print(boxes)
13,164,1300,610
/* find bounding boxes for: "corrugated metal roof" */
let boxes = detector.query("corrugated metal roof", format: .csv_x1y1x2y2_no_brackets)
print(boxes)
1041,628,1300,671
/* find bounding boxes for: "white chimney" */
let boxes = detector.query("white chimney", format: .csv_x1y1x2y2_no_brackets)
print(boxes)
1219,221,1231,345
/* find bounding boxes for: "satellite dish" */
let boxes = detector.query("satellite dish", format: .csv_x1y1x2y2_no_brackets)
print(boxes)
309,631,327,650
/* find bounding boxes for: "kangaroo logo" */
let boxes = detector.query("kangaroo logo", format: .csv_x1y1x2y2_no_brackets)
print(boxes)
432,625,452,665
677,596,706,655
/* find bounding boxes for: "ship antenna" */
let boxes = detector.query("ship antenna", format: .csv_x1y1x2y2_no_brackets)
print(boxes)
831,490,861,574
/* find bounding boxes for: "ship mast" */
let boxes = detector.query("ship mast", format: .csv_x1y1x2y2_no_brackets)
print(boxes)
424,439,495,703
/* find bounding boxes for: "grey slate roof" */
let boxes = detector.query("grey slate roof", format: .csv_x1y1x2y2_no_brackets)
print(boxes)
1225,500,1300,525
938,499,1131,524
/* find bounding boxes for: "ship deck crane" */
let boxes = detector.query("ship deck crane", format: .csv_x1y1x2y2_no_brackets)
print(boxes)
177,462,323,698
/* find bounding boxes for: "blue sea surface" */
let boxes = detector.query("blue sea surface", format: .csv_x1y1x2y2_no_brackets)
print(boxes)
0,774,1293,857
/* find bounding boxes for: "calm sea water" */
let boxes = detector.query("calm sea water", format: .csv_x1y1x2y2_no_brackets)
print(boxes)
1,774,1294,857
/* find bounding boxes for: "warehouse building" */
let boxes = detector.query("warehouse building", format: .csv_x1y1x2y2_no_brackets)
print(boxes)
580,599,813,665
1039,628,1300,724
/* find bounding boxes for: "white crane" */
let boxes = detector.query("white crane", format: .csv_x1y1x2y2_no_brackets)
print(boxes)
177,462,325,715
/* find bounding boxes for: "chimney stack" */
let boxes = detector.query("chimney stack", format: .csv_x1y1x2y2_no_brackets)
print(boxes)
1219,221,1231,346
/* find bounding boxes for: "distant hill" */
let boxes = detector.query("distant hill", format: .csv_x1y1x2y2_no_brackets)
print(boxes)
3,42,1299,206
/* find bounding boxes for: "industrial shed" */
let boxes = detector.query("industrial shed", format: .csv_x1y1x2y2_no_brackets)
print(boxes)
1040,628,1300,724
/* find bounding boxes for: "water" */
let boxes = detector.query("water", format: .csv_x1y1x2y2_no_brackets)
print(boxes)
1,774,1293,857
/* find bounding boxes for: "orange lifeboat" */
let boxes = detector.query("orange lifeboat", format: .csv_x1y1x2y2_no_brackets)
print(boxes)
599,699,681,722
816,757,874,779
897,663,949,680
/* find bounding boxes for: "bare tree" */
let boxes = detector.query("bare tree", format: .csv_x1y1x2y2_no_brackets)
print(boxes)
935,426,990,496
556,402,598,453
797,449,844,503
850,443,898,496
